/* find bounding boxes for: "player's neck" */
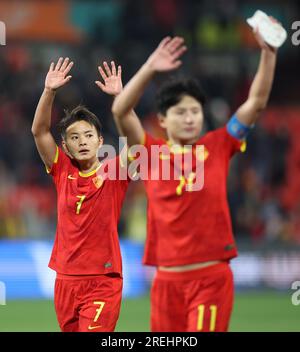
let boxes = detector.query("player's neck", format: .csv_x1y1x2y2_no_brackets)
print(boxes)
77,158,101,174
167,136,198,148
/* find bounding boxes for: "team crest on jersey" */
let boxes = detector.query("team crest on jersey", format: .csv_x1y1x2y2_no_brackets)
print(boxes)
195,146,209,161
92,175,104,189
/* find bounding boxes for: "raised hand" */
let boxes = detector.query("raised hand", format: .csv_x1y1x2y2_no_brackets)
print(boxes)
145,36,187,72
95,61,123,96
253,17,279,53
45,57,73,91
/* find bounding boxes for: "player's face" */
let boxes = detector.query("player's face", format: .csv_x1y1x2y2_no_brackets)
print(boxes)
159,95,203,145
64,120,103,161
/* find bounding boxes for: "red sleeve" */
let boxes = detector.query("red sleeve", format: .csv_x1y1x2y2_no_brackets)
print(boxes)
46,146,72,185
144,132,164,150
210,126,246,159
126,132,163,164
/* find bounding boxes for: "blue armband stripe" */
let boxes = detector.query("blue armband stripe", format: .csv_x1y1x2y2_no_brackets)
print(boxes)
226,115,254,140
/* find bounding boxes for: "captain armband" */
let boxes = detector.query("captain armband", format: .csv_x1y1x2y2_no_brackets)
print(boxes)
226,114,254,140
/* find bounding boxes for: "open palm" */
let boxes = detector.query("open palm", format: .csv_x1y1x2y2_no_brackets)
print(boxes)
45,57,73,90
146,36,187,72
95,61,123,96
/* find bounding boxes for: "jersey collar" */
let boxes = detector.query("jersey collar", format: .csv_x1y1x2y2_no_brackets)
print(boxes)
79,163,102,177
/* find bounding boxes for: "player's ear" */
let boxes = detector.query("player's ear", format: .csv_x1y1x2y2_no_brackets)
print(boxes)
98,135,104,148
158,113,167,129
62,139,74,159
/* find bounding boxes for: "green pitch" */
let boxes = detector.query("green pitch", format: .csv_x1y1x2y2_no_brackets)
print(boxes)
0,291,299,332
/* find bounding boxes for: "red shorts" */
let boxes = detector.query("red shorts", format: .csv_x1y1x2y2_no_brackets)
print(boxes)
54,273,122,332
150,262,234,332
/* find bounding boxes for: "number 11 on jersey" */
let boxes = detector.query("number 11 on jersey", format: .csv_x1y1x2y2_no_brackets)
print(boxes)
197,304,217,331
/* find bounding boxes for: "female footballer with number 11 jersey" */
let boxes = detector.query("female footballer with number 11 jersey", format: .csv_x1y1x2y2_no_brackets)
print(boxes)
111,26,278,332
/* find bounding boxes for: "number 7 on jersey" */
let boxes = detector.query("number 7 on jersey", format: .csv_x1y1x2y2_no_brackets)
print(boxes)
76,195,86,214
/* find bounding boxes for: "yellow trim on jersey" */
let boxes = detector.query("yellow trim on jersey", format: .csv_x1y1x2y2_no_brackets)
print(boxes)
128,149,136,162
240,140,247,153
119,153,125,168
126,133,146,162
167,140,193,154
54,146,59,163
46,145,59,174
79,163,102,177
140,132,146,146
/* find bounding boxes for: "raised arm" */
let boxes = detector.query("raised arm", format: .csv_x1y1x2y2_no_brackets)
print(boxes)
110,37,187,146
95,60,140,146
31,57,73,170
235,27,278,126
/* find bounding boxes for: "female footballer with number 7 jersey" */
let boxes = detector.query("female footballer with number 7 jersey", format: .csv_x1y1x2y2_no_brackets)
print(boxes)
111,26,278,332
32,57,128,332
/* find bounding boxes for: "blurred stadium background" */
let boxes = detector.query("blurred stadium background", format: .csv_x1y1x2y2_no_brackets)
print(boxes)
0,0,300,331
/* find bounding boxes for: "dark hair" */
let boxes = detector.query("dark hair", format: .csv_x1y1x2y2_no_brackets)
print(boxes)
58,105,102,139
156,77,207,116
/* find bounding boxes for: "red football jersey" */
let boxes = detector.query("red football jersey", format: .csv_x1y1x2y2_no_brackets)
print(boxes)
48,146,129,275
143,126,244,266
